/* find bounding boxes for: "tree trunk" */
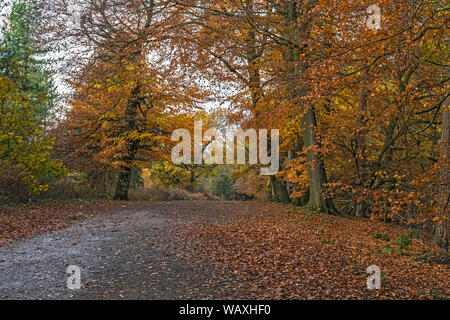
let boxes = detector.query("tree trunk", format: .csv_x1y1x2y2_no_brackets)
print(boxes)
355,202,366,217
113,86,141,201
267,181,273,201
188,170,196,192
355,75,369,217
434,109,449,250
270,175,290,204
114,166,133,200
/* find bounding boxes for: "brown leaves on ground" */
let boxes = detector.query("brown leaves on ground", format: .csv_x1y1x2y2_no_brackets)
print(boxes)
0,200,121,246
177,202,449,300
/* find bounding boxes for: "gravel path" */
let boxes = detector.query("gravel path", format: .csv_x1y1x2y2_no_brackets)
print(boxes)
0,201,246,300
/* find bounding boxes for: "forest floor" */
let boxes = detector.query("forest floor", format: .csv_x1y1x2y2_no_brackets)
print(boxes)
0,200,448,300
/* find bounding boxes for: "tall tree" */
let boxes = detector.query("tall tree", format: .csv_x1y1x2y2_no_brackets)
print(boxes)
3,0,57,124
0,40,62,200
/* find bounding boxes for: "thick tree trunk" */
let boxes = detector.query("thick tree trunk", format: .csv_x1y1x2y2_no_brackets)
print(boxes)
281,0,336,214
113,138,139,200
355,202,366,217
113,86,141,201
434,109,449,250
301,106,335,213
188,170,196,192
114,166,133,200
269,177,276,201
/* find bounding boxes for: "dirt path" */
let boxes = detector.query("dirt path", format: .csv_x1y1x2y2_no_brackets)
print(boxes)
1,200,448,300
0,201,249,300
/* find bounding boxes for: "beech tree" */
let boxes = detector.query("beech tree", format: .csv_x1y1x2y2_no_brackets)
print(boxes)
29,0,448,248
43,0,204,200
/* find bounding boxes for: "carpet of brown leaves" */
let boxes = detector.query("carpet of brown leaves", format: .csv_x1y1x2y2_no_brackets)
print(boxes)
177,202,449,300
0,200,121,246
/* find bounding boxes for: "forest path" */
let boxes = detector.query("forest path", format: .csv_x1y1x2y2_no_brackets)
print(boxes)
0,201,249,300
